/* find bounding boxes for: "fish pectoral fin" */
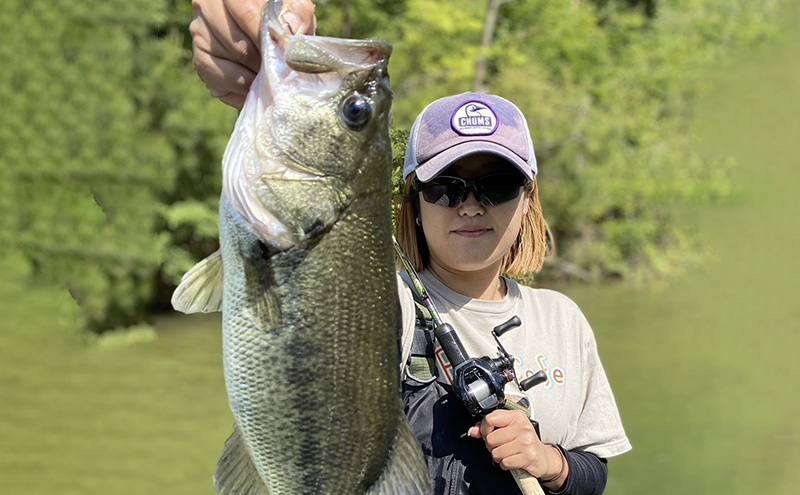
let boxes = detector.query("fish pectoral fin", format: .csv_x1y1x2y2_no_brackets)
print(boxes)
214,423,270,495
171,250,224,314
367,412,431,495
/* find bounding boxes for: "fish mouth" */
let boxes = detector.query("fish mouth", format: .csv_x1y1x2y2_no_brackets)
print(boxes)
221,0,393,250
263,0,392,103
235,0,393,130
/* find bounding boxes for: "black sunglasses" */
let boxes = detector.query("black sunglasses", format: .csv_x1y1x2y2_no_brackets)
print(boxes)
412,173,530,208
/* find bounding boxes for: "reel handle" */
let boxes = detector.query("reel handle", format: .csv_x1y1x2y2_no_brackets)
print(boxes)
493,315,522,337
519,370,548,391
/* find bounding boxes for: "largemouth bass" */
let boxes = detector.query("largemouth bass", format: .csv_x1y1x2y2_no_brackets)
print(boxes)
172,1,430,493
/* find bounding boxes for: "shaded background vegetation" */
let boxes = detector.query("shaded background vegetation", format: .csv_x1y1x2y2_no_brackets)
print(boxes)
0,0,782,333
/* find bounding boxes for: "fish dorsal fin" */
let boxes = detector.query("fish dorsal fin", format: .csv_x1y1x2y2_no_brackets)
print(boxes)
366,411,430,495
171,250,224,314
214,423,270,495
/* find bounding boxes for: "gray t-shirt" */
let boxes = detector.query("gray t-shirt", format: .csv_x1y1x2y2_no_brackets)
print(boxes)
397,271,632,459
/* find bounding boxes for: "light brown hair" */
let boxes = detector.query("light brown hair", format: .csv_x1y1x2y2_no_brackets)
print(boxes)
395,174,548,277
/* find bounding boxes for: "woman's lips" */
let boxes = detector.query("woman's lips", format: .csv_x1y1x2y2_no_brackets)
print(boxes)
452,227,491,238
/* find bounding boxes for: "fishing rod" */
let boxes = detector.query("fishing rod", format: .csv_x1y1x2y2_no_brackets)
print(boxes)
393,236,548,495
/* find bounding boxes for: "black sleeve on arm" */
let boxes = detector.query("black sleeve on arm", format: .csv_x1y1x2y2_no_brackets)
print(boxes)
545,446,608,495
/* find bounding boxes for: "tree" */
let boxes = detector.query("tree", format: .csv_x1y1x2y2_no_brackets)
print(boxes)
0,0,232,331
0,0,782,333
383,0,780,279
474,0,514,93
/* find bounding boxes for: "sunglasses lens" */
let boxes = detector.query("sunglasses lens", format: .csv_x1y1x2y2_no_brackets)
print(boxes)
477,174,524,206
421,178,465,207
417,174,527,208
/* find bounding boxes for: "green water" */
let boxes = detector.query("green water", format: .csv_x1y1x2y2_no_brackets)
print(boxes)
564,4,800,492
2,5,799,494
0,265,229,494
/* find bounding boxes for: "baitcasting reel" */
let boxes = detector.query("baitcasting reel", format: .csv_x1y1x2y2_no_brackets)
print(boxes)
434,315,547,417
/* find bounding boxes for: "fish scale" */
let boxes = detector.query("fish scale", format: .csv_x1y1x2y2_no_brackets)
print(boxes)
171,1,430,493
221,196,399,493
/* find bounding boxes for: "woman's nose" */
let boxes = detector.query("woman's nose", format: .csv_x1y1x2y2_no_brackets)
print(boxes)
458,189,484,214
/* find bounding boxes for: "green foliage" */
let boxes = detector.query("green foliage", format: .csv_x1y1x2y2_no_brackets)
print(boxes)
314,0,408,38
1,0,165,331
390,128,411,229
0,0,785,332
145,27,235,294
379,0,781,279
382,0,488,124
503,0,779,279
0,0,231,332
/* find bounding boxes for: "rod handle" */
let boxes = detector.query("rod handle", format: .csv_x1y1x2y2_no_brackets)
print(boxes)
433,322,469,367
511,469,546,495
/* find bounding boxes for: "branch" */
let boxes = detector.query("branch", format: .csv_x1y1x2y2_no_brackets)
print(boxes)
474,0,514,92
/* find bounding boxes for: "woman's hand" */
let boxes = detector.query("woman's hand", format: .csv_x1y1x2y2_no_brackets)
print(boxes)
467,409,568,489
189,0,317,109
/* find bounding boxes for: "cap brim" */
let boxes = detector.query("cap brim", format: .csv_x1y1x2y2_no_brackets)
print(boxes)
414,142,534,182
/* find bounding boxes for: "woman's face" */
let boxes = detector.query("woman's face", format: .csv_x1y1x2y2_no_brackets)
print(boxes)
418,154,530,277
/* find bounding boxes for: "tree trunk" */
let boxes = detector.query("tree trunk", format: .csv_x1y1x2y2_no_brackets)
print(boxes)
474,0,511,92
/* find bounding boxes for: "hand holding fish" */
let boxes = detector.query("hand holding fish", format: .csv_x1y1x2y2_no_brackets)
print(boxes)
190,0,317,108
468,409,569,490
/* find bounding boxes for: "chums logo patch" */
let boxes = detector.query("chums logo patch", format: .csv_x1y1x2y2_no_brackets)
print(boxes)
451,101,498,136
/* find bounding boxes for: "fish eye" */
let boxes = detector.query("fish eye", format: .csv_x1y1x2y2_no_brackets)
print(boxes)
340,93,372,130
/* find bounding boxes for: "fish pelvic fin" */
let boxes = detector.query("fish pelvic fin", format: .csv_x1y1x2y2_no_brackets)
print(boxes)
171,249,224,314
214,423,270,495
366,411,431,495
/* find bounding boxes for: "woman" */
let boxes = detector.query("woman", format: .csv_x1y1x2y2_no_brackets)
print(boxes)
395,92,630,494
190,2,630,493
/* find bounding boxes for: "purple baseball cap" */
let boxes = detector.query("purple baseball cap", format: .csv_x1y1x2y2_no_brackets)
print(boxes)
403,92,537,182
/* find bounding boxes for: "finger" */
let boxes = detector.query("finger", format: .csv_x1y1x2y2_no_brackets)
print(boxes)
488,439,549,474
488,441,523,466
193,0,262,73
479,409,520,433
190,13,228,63
278,0,316,35
494,452,533,472
194,55,257,106
467,424,482,439
192,25,259,89
484,424,538,450
216,92,248,110
191,25,258,86
479,416,497,439
224,0,266,43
